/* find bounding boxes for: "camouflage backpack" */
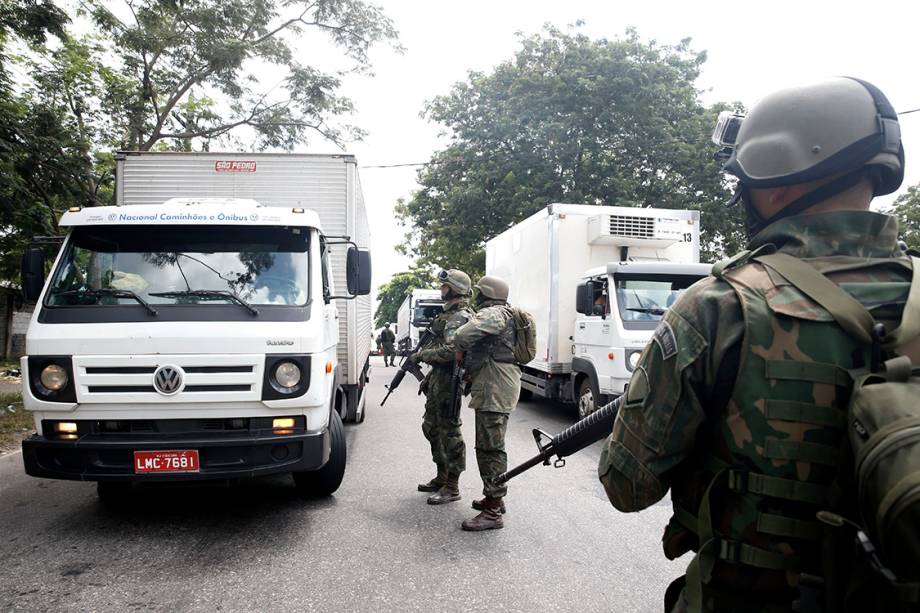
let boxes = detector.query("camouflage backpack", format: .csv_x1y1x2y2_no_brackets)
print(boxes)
508,306,537,365
755,252,920,610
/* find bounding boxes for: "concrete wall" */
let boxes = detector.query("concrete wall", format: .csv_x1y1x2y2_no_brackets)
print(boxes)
9,304,32,359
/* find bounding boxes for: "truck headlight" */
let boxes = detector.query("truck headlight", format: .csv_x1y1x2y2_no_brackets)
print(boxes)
274,362,302,389
40,364,69,391
627,350,642,371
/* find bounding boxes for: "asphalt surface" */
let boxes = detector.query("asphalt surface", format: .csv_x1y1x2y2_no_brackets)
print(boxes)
0,356,687,612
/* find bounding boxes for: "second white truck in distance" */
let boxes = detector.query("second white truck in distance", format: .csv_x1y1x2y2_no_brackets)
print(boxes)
395,289,444,354
486,204,710,418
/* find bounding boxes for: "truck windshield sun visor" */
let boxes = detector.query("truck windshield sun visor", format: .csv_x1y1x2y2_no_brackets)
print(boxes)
41,225,310,323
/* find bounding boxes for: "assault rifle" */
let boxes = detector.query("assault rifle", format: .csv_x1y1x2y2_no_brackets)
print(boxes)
496,395,623,484
380,328,435,406
445,355,466,420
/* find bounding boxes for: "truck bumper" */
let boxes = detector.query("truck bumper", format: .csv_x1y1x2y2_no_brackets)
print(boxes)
22,429,330,482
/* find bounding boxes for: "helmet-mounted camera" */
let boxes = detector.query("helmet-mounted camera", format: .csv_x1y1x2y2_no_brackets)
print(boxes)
711,110,745,161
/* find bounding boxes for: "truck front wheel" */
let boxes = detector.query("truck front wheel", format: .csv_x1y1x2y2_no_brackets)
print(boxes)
577,377,599,419
293,410,346,497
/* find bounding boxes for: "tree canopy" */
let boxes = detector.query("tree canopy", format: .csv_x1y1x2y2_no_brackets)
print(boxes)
77,0,400,151
891,183,920,249
0,0,398,284
396,27,744,275
374,269,436,329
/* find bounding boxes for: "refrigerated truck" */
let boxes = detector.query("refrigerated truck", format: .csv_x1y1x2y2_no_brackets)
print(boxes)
395,289,443,354
486,203,709,418
18,152,372,497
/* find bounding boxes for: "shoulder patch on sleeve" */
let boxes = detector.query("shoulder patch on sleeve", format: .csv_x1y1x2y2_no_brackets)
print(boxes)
652,321,678,361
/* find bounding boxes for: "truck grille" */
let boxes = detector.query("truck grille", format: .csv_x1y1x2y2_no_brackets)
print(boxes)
73,355,263,404
608,215,655,239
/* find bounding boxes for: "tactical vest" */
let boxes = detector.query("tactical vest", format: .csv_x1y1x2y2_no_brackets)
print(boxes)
670,248,916,611
465,305,516,371
430,302,472,369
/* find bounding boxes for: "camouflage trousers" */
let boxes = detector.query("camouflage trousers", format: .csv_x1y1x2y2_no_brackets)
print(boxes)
422,394,465,476
475,410,509,498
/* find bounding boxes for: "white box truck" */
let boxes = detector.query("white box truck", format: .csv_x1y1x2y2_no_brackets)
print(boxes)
395,289,443,354
18,152,372,498
486,204,710,418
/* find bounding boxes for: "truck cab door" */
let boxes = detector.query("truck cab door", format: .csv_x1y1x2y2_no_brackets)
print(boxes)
573,276,613,394
320,238,339,347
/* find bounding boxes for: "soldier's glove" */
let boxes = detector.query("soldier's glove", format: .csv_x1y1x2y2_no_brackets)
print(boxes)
408,352,423,365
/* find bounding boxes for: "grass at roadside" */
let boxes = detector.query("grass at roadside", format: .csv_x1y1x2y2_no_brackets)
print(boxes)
0,392,32,452
1,359,20,372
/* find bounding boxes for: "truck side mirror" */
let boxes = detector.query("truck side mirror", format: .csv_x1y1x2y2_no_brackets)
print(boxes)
21,247,45,304
575,282,592,315
346,247,372,296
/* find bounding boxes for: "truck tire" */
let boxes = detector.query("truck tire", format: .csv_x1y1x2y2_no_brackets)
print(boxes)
293,410,346,497
519,389,534,402
577,377,599,420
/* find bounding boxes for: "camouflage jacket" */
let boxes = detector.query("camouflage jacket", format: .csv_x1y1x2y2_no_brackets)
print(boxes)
454,300,522,412
378,328,395,346
597,210,915,607
415,298,473,369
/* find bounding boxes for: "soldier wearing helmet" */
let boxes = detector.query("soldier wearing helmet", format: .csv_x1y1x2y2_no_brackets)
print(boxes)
377,323,396,366
453,275,523,530
409,269,474,504
597,78,919,612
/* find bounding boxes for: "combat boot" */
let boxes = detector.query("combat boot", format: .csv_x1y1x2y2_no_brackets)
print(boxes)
427,474,461,505
472,497,506,514
461,496,504,531
417,466,447,492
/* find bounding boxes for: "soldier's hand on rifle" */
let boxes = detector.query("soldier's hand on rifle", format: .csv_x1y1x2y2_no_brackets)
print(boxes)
408,352,422,364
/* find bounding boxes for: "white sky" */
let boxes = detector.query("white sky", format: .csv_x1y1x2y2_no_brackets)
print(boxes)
292,0,920,308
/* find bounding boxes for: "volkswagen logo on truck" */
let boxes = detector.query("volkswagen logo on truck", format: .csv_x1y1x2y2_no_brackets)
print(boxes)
153,365,184,395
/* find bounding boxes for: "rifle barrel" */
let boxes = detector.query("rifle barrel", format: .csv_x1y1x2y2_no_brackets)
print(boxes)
494,396,623,484
496,451,549,484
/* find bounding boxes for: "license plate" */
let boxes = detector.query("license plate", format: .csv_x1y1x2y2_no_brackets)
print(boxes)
134,450,200,473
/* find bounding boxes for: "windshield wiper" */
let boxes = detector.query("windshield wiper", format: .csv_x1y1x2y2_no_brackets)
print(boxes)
626,307,666,316
149,290,259,316
52,288,158,316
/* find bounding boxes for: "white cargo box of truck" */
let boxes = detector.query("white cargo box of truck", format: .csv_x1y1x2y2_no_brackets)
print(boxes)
115,152,372,420
395,289,443,354
486,203,707,416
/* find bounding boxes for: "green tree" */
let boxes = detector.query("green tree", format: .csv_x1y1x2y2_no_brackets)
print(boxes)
375,269,436,329
397,26,743,275
76,0,401,151
891,183,920,249
0,0,93,282
0,0,400,284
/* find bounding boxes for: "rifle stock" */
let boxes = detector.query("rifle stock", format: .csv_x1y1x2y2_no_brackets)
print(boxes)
380,328,434,406
496,395,623,484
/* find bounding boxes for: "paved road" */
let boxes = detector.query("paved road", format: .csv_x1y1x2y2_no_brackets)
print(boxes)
0,356,687,612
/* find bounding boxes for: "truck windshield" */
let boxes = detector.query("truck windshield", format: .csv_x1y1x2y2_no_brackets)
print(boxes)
613,274,702,323
414,303,443,325
46,225,310,308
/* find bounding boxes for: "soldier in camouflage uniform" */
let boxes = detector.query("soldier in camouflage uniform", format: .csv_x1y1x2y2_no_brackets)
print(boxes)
378,324,396,366
409,269,474,504
597,78,916,612
454,275,522,531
